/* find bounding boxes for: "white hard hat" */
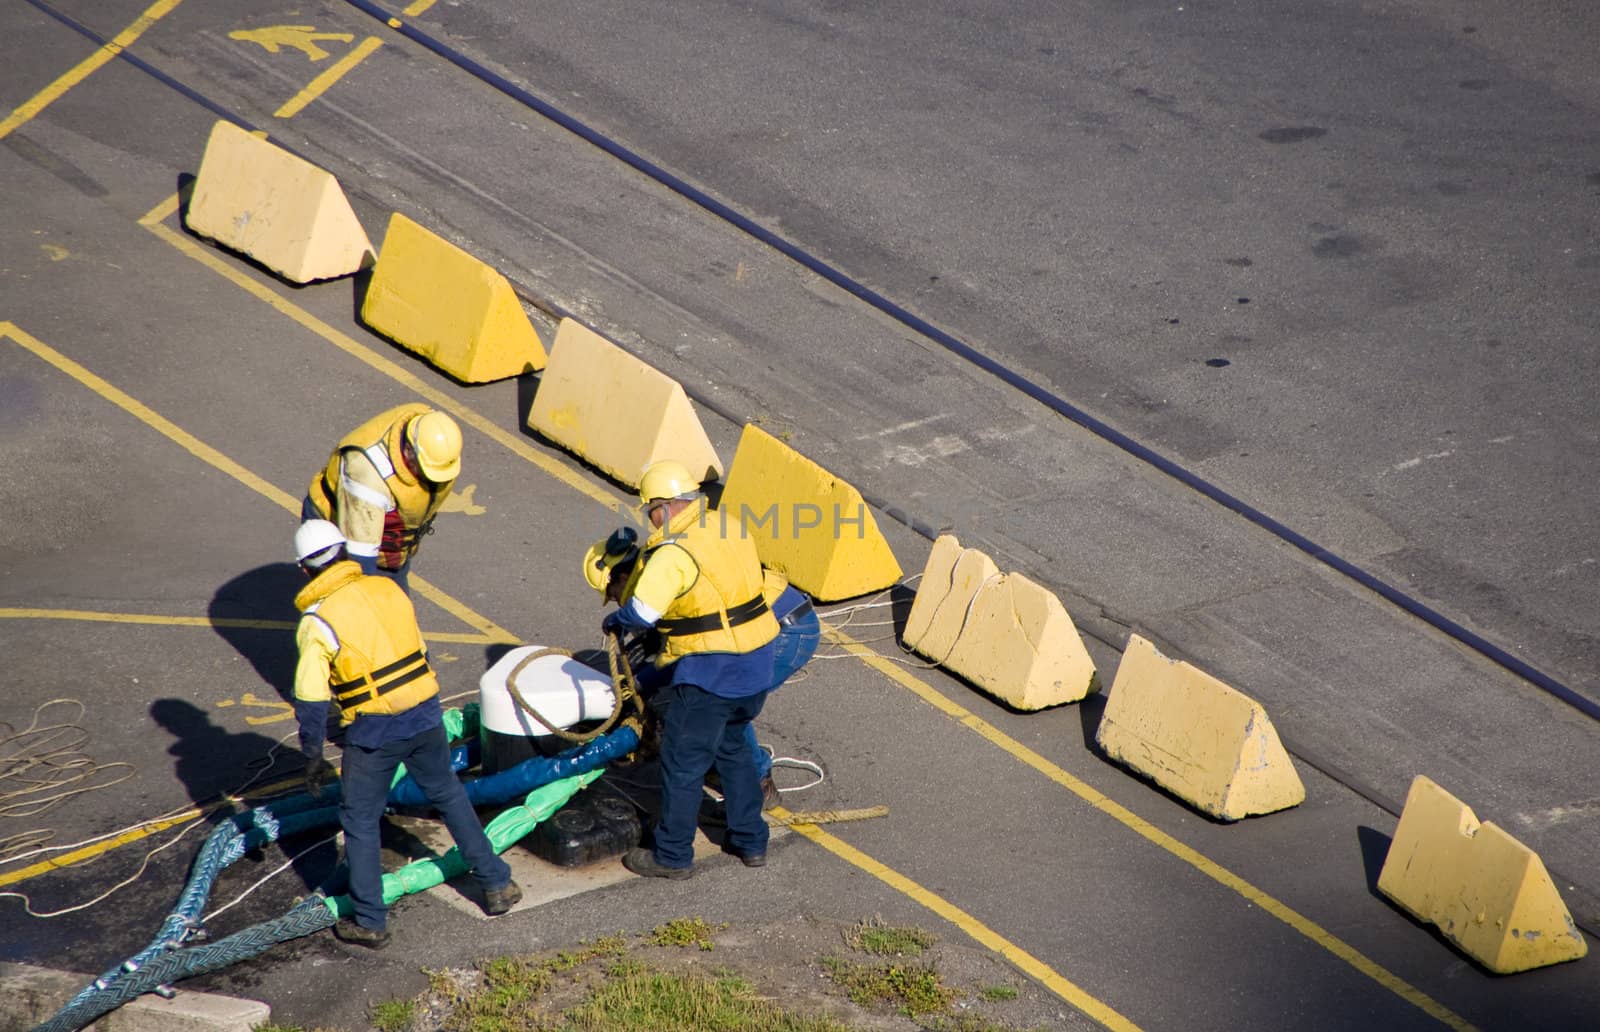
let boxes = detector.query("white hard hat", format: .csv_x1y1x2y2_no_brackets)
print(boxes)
295,519,347,568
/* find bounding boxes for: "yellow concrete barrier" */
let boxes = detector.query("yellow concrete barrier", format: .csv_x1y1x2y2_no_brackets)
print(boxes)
1377,775,1586,973
361,213,547,383
184,120,373,284
717,424,901,602
903,534,1096,710
526,318,720,487
1095,633,1303,820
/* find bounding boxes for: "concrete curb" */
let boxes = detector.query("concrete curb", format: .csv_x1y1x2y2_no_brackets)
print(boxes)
0,963,269,1032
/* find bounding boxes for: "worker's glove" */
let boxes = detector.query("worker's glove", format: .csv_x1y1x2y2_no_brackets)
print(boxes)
304,756,335,797
601,609,626,636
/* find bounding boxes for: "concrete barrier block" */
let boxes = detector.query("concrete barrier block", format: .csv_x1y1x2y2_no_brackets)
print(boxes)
0,963,269,1032
361,213,547,382
1096,633,1303,820
184,119,373,284
527,318,720,487
904,535,1096,709
1377,776,1587,973
717,424,901,601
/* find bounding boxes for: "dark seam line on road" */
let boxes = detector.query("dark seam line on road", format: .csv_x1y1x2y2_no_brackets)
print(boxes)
339,0,1600,726
16,0,1599,939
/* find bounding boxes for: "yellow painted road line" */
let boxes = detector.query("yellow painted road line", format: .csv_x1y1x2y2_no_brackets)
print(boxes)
0,771,317,889
0,607,494,645
822,627,1477,1032
137,199,621,514
0,0,187,142
402,1,441,18
781,810,1143,1031
274,36,384,119
0,320,519,646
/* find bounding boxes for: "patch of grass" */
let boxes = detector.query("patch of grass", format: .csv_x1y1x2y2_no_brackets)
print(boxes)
565,966,851,1031
979,984,1019,1002
648,916,723,950
446,937,631,1032
369,998,418,1032
844,915,938,957
821,955,955,1017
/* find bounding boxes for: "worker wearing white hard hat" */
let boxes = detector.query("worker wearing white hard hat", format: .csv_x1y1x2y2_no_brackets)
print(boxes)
290,520,519,948
302,404,463,594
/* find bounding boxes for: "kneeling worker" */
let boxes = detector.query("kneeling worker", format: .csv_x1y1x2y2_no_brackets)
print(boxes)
599,461,781,878
292,520,520,947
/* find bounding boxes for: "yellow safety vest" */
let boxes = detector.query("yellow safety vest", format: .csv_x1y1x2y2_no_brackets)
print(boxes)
643,504,779,661
305,403,454,568
294,561,440,724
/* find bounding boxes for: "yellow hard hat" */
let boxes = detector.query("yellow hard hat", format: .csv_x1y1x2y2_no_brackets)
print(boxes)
637,460,700,504
406,411,462,482
581,528,639,595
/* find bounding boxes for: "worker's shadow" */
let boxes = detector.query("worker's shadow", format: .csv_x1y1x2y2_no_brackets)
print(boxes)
149,697,297,807
208,562,306,701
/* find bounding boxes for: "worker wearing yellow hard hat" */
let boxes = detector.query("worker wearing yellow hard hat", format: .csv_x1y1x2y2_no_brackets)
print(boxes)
302,404,462,594
596,460,785,879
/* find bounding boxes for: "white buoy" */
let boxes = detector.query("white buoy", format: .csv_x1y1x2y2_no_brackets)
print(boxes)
478,646,618,774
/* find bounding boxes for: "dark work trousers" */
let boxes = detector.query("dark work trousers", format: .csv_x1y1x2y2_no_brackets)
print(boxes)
653,682,770,868
338,722,510,931
749,607,821,779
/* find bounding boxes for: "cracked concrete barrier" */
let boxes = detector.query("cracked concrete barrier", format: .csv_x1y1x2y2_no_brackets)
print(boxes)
0,963,268,1032
527,318,721,489
361,213,547,383
1096,633,1303,820
185,119,373,284
1377,775,1587,973
717,424,902,602
902,534,1097,710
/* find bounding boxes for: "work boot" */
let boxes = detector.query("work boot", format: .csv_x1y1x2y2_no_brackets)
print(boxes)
333,918,391,950
483,880,523,916
622,846,693,880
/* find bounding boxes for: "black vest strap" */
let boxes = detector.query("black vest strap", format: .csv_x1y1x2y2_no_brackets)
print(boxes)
656,594,769,637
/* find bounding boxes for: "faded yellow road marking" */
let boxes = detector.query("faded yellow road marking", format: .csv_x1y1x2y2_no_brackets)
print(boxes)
781,810,1143,1031
0,321,519,647
228,26,354,63
0,606,494,644
0,0,187,142
274,36,384,118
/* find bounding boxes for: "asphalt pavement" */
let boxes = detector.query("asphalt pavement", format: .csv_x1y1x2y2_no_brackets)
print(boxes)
2,2,1597,1031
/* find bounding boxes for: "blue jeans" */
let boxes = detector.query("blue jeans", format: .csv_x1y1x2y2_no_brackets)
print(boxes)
747,609,821,779
338,722,510,930
653,682,769,868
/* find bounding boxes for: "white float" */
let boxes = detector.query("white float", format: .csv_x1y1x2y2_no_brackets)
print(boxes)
478,646,619,773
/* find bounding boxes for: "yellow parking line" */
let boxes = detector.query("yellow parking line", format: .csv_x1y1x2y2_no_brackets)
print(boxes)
822,627,1476,1032
0,320,519,646
0,606,494,645
0,0,187,141
274,36,384,119
782,812,1142,1031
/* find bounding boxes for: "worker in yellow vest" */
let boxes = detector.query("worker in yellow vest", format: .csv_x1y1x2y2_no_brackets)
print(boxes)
598,461,781,878
292,520,519,948
302,404,462,594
